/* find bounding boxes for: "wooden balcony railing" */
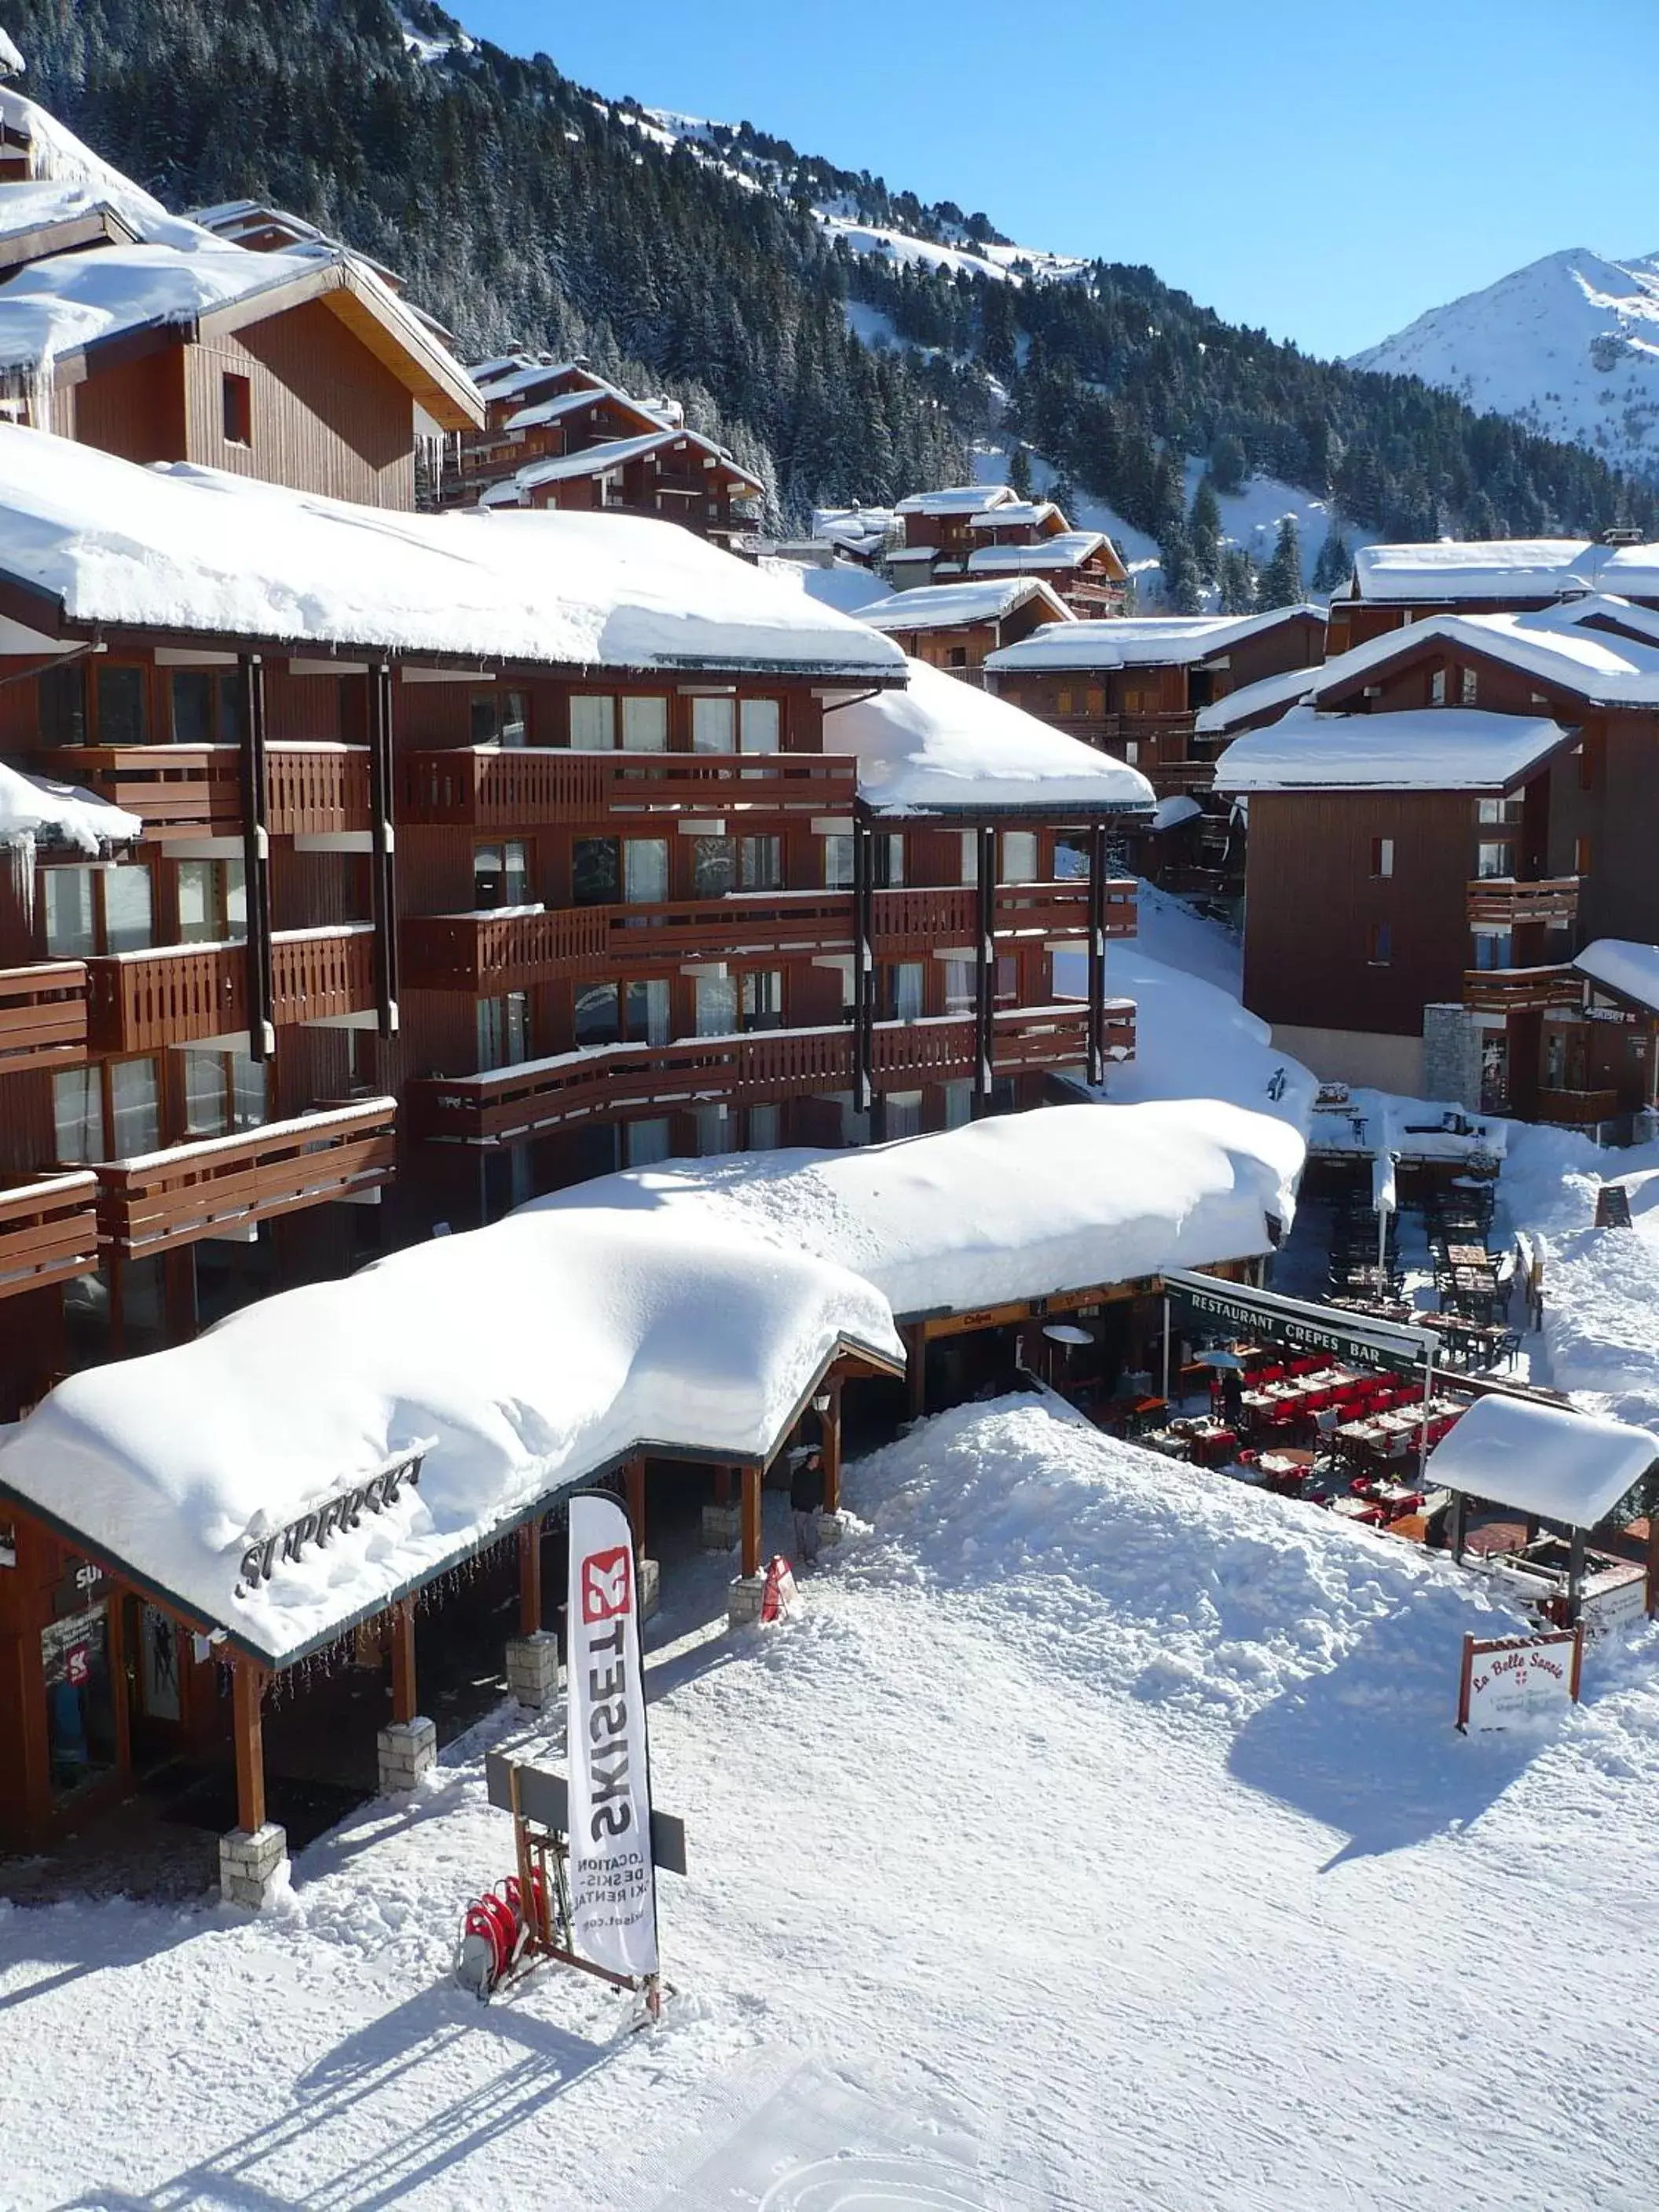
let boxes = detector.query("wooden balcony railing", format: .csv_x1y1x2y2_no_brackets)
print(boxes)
402,906,610,993
95,1098,398,1258
86,925,376,1051
35,745,371,840
1536,1087,1620,1129
1465,876,1580,928
409,1002,1126,1148
1461,966,1584,1016
399,747,859,831
0,961,87,1069
1041,712,1199,756
0,1172,100,1300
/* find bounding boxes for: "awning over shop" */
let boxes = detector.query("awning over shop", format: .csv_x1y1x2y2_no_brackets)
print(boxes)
1163,1268,1437,1376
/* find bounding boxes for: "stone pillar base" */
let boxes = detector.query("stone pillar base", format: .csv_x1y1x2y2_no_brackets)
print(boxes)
219,1822,289,1910
702,1503,741,1551
377,1715,437,1795
727,1573,766,1628
505,1630,561,1709
637,1555,661,1621
818,1511,846,1548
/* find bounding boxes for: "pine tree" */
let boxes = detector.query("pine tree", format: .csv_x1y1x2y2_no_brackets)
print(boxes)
1209,434,1248,496
1258,517,1304,608
1158,525,1203,613
1189,474,1221,584
1218,548,1258,614
1008,444,1033,500
1312,524,1352,595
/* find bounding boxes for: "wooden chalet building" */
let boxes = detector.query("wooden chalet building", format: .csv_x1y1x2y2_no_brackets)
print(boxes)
855,577,1072,674
1327,535,1659,654
1215,597,1659,1125
889,485,1128,615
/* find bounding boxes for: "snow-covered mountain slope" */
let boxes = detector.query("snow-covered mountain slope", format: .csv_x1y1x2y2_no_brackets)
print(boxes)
1352,247,1659,485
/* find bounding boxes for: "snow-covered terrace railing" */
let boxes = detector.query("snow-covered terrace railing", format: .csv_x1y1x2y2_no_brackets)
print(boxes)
31,740,372,840
0,958,86,1068
86,922,375,1053
0,1169,99,1300
0,430,908,682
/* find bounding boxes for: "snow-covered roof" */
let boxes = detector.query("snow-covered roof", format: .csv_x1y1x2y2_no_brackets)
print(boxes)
1214,705,1572,793
472,357,599,403
812,504,893,555
0,86,205,251
896,483,1016,516
1574,939,1659,1015
987,606,1323,674
1426,1393,1657,1529
503,380,665,434
1353,538,1659,605
531,1099,1306,1336
0,755,142,853
0,1207,903,1665
0,28,24,75
830,657,1155,816
1306,608,1659,712
1151,794,1203,832
1193,662,1320,736
963,532,1115,577
0,427,904,678
854,577,1071,632
0,180,138,252
483,426,762,500
966,500,1059,532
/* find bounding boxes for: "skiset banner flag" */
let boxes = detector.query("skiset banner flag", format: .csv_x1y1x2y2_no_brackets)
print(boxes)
566,1491,659,1978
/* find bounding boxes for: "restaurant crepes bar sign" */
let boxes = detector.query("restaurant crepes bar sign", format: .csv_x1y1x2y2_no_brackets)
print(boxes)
1162,1269,1437,1377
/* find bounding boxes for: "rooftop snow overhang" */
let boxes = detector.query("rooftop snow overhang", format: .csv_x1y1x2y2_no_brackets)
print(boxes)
0,202,141,276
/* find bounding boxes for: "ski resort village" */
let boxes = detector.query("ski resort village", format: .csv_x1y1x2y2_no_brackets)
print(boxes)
3,13,1659,2208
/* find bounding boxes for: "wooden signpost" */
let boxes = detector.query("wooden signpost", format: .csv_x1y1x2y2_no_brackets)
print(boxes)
1457,1627,1583,1731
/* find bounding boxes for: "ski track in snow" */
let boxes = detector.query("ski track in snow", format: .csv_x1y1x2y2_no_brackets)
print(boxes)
4,1398,1658,2209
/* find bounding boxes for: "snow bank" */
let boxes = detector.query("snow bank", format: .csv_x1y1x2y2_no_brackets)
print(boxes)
0,427,906,677
827,654,1154,815
1426,1391,1657,1529
1216,704,1571,791
528,1097,1306,1322
0,1209,900,1664
986,605,1322,673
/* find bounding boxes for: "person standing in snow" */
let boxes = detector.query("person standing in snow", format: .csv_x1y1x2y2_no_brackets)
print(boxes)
791,1448,826,1569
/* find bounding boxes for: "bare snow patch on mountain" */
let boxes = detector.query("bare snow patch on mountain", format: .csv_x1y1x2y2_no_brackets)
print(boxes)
1353,247,1659,485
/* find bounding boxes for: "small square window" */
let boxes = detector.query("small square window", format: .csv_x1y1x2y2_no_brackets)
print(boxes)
1371,837,1395,879
222,372,252,445
1459,667,1478,707
1430,668,1448,706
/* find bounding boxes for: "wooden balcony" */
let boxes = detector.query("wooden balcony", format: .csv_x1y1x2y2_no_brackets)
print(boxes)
86,925,376,1052
409,1002,1126,1147
1536,1087,1620,1129
1465,876,1580,928
399,747,859,831
402,906,610,992
0,1173,100,1300
35,745,372,840
1461,966,1584,1016
95,1098,397,1258
0,961,87,1070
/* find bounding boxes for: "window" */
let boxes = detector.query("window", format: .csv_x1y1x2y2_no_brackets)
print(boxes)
42,869,95,958
694,1104,736,1157
693,836,736,897
573,984,620,1050
621,696,668,752
470,693,500,746
222,372,252,445
500,690,528,747
624,1118,672,1167
885,1090,923,1139
96,665,148,745
52,1065,104,1163
1124,740,1141,766
822,833,855,890
38,661,86,745
1001,830,1038,884
170,670,244,746
1054,836,1090,881
888,961,925,1023
1477,797,1523,825
748,1103,781,1151
1085,687,1105,716
1575,833,1592,877
994,953,1017,1003
1371,837,1395,880
1577,742,1596,793
1472,930,1513,972
943,957,975,1015
1430,668,1448,706
478,991,530,1068
946,647,968,670
1366,921,1392,966
176,858,247,943
740,836,782,892
1475,841,1514,881
184,1051,230,1138
690,695,736,753
943,1078,974,1130
739,698,780,753
572,838,619,906
1459,667,1479,707
740,969,784,1031
569,694,616,749
871,833,903,888
623,839,668,905
625,977,671,1046
959,831,980,887
473,840,529,910
695,970,737,1036
108,1057,160,1158
1056,688,1075,716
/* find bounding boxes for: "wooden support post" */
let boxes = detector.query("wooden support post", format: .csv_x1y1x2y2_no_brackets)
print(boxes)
905,1321,928,1421
518,1518,543,1638
238,652,274,1064
1086,820,1108,1086
625,1455,646,1553
822,1381,843,1515
740,1463,762,1580
851,819,874,1115
389,1597,417,1725
1448,1488,1467,1566
232,1662,267,1835
974,823,997,1108
368,662,400,1040
1646,1516,1659,1618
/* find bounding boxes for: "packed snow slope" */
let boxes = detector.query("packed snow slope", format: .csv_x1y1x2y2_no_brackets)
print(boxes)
4,1395,1656,2208
1353,247,1659,486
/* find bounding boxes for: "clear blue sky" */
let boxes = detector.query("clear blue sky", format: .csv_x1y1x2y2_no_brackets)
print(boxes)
452,0,1658,361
